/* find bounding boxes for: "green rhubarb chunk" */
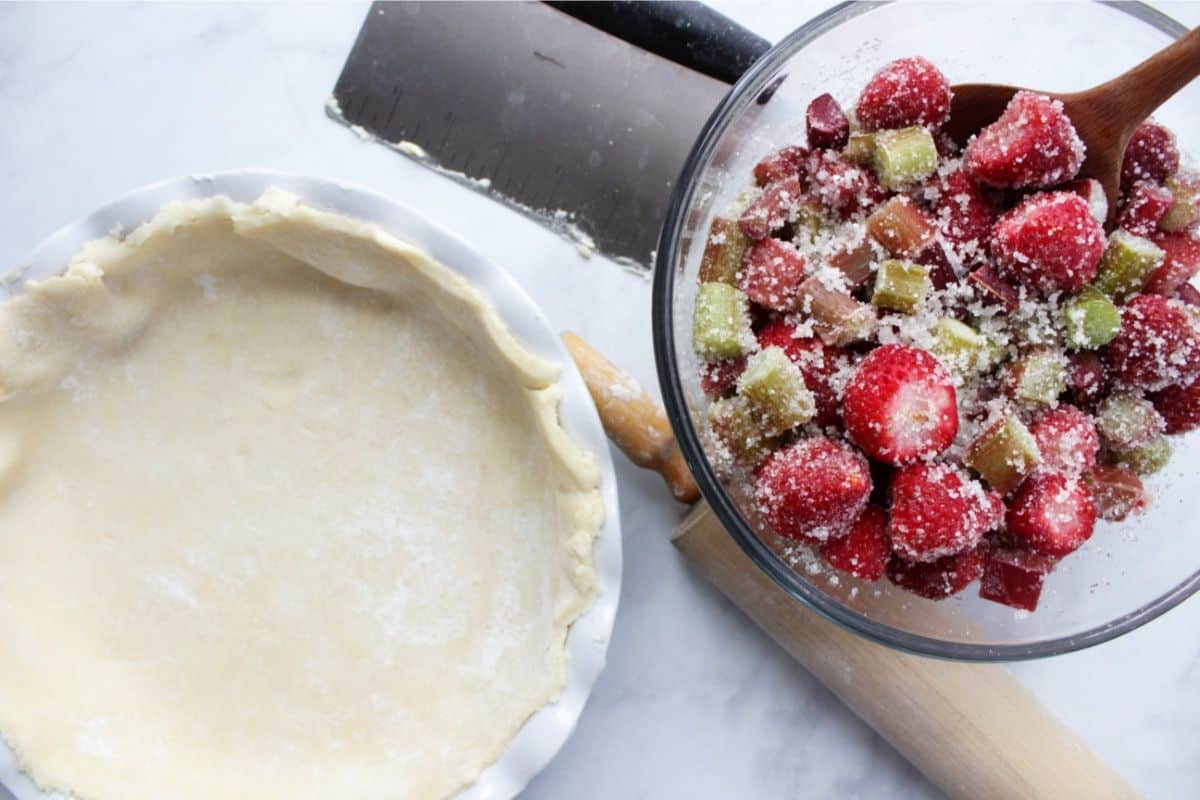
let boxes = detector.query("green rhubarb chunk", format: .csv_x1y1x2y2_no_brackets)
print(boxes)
1096,394,1164,451
871,126,938,190
843,131,877,166
1113,434,1172,475
964,415,1042,494
1010,350,1068,405
1093,230,1165,301
736,346,816,436
931,318,989,379
1062,286,1122,350
707,396,771,468
699,217,751,284
693,283,750,361
871,259,930,313
1161,175,1199,233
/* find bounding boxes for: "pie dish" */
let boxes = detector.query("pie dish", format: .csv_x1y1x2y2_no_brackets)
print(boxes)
0,173,621,800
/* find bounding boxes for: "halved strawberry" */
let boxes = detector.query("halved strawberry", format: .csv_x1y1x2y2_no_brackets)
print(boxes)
820,505,891,581
842,345,959,466
755,437,872,542
739,176,805,240
753,145,809,188
806,93,849,150
989,192,1105,295
757,321,843,426
738,238,808,312
979,548,1059,611
1103,294,1200,391
1149,374,1200,433
1145,232,1200,297
855,57,952,132
965,91,1085,189
1006,472,1097,557
700,357,746,399
1118,182,1173,236
804,150,887,218
1028,405,1100,475
1121,119,1180,191
886,545,987,600
1083,465,1147,522
888,463,1003,562
929,168,997,255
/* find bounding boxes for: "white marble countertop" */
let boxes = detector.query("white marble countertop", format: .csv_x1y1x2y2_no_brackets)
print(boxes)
2,2,1198,798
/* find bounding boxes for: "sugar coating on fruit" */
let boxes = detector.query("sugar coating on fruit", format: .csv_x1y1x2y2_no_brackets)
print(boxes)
965,92,1085,189
1029,406,1100,475
755,438,872,541
1006,472,1097,557
820,506,891,581
1121,120,1180,190
990,192,1105,295
855,57,952,133
888,463,1002,562
1103,294,1200,391
739,237,808,311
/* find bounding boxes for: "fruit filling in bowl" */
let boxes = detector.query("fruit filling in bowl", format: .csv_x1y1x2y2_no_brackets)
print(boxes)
692,56,1200,612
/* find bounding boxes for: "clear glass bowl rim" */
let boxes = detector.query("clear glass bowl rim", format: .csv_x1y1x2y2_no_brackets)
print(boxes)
651,0,1197,661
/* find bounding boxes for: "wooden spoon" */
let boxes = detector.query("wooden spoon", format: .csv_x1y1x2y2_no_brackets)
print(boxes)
946,26,1200,216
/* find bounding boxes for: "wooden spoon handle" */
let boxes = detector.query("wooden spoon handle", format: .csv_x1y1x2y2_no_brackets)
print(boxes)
562,332,699,503
1079,25,1200,134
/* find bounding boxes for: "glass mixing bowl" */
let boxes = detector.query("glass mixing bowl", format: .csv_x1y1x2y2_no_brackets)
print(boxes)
653,0,1199,660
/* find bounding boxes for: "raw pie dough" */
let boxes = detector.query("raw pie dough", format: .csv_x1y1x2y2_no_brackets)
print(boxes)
0,190,603,800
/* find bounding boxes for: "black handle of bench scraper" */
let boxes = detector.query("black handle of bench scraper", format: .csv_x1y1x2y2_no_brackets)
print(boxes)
544,1,772,85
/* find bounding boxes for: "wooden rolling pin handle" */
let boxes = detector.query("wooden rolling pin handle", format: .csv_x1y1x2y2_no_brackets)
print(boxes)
562,332,700,503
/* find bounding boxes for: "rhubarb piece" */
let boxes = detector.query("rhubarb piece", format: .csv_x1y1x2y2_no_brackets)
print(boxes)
1066,352,1109,407
1007,349,1068,406
1006,472,1097,557
1160,173,1200,232
912,239,958,290
738,237,808,311
1103,294,1200,391
1113,434,1172,476
871,259,930,313
965,91,1085,189
804,150,887,218
888,463,1002,562
855,57,952,132
990,192,1105,295
1144,232,1200,296
1093,229,1166,302
1062,286,1122,350
1177,282,1200,308
1028,405,1100,475
737,346,816,436
866,196,936,257
979,548,1059,611
827,236,876,289
964,415,1042,494
931,317,990,379
693,282,751,360
969,264,1020,312
1118,182,1173,236
930,168,997,251
1096,393,1165,451
842,344,958,466
757,321,843,426
707,396,771,468
753,145,808,187
739,175,804,240
699,216,751,284
1149,374,1200,433
842,131,876,166
872,126,939,189
1084,465,1147,521
1121,119,1180,190
755,437,872,541
820,506,891,581
806,93,850,150
699,357,745,398
1063,177,1109,225
796,276,876,346
886,546,987,600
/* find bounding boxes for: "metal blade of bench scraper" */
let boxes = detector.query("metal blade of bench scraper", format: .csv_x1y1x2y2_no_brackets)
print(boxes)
329,1,731,268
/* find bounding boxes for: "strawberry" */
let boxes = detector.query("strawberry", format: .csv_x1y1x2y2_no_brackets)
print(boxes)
1145,232,1200,297
1121,119,1179,191
738,238,808,312
757,321,843,426
929,168,997,254
700,357,746,399
979,548,1059,611
804,150,887,218
755,437,872,542
989,192,1105,295
739,176,805,240
1063,177,1109,225
842,345,959,466
1118,182,1173,236
1149,374,1200,433
820,505,891,581
1028,405,1100,475
854,57,952,132
1083,465,1147,522
1066,351,1109,407
965,91,1085,189
888,463,1003,562
1103,294,1200,391
753,145,809,188
1006,472,1097,557
806,93,849,150
886,545,987,600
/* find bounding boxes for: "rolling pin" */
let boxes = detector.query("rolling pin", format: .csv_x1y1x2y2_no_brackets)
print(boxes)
562,332,1139,800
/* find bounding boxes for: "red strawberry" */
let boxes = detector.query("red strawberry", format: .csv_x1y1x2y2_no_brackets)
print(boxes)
1083,465,1147,522
806,93,849,150
753,145,809,188
886,545,987,600
738,238,808,312
739,176,805,240
700,357,746,399
889,463,1003,562
930,168,997,254
804,150,887,218
1149,374,1200,433
755,437,872,542
979,548,1059,611
1103,294,1200,391
1066,351,1109,407
855,57,952,132
1118,182,1173,236
820,505,891,581
757,321,843,426
1006,472,1097,557
842,345,959,465
965,91,1085,189
1145,232,1200,297
989,192,1105,295
1063,177,1109,225
1028,405,1100,474
1121,119,1180,191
